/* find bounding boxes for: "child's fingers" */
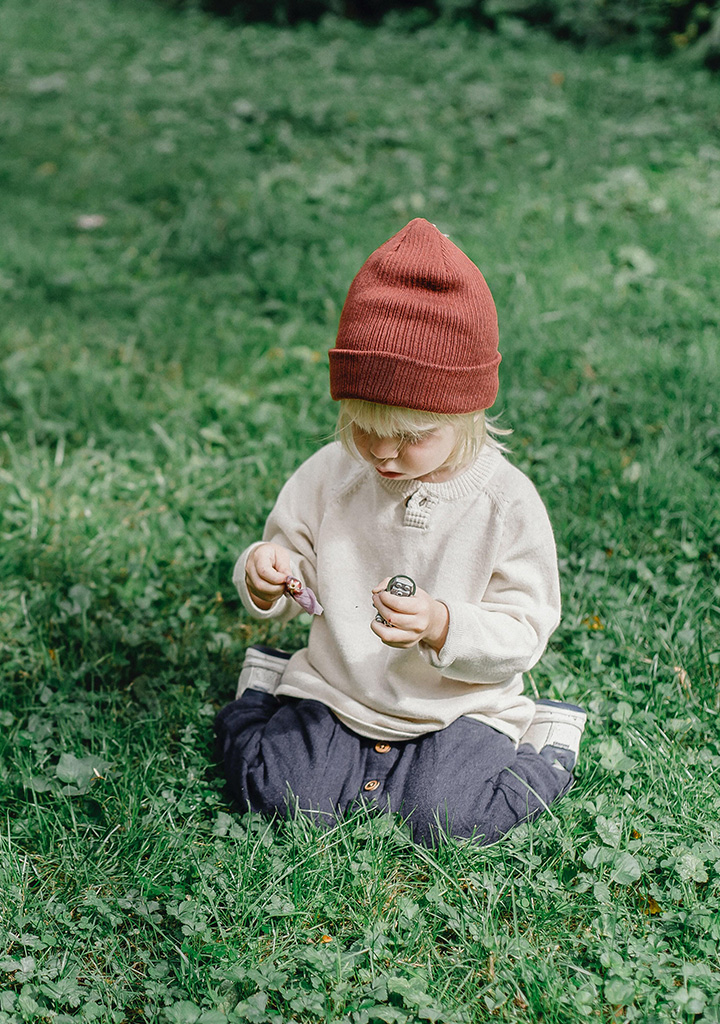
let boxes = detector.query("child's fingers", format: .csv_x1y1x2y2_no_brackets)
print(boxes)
373,589,424,615
245,546,293,605
245,566,284,596
253,544,291,584
371,592,398,621
371,596,421,633
370,617,418,647
245,573,285,603
371,578,391,595
372,607,409,630
246,569,283,594
371,615,403,638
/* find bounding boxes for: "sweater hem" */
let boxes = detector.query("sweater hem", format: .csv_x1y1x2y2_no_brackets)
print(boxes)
275,682,530,744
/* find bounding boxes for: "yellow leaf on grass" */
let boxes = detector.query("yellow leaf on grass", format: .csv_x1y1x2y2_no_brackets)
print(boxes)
641,894,661,915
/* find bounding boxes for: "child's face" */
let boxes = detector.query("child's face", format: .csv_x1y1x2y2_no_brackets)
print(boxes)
351,424,462,483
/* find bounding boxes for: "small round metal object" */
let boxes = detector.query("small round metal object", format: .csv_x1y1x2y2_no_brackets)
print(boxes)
375,574,417,627
363,779,380,792
374,743,391,754
387,575,416,598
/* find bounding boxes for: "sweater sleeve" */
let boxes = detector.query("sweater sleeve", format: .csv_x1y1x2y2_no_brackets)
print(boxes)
232,446,337,622
426,487,561,683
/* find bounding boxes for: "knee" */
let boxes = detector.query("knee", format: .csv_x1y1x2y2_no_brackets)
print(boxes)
218,700,353,822
214,691,280,751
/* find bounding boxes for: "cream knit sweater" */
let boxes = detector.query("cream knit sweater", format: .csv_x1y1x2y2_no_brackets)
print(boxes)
234,442,561,743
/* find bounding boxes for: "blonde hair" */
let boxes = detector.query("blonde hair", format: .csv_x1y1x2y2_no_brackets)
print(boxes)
336,399,509,471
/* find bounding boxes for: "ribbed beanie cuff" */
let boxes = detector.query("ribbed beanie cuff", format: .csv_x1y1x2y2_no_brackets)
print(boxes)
329,219,500,413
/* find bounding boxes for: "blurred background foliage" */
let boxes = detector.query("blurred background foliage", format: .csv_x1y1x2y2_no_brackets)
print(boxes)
1,0,719,1019
174,0,720,69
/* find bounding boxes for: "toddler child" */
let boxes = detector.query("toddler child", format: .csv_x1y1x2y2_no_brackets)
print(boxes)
215,218,586,847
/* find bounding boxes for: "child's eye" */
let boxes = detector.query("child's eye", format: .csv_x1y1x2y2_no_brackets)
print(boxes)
352,426,436,448
401,431,434,447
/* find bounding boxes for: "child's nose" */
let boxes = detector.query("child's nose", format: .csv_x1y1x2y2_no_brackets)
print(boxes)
370,437,401,460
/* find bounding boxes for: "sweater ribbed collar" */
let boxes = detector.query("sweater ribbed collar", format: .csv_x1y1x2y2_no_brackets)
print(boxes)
374,446,502,501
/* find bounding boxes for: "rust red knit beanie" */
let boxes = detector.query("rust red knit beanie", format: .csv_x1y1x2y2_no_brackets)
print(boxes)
329,219,500,413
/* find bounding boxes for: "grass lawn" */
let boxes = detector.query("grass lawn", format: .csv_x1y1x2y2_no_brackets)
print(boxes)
1,0,720,1020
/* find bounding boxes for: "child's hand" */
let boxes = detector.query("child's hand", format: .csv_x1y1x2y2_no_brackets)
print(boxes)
245,544,292,610
371,578,449,654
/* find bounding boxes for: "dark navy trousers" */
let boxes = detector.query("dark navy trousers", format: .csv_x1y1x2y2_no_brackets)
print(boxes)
214,689,573,847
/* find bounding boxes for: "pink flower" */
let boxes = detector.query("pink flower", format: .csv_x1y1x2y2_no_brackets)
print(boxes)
285,576,323,616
